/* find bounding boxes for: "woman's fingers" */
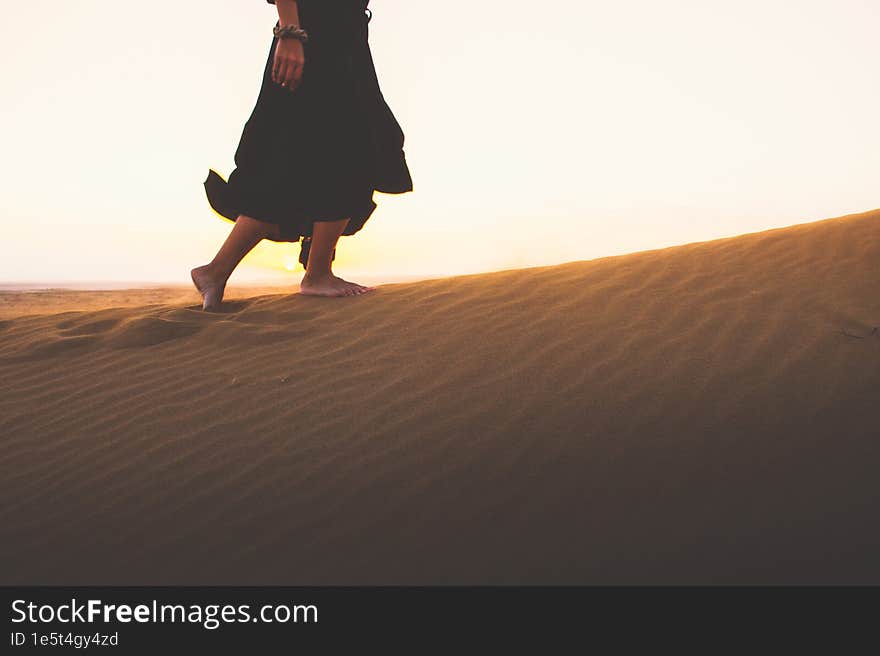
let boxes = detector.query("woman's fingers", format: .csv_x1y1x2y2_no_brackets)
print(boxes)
272,52,280,83
273,41,305,91
287,60,304,91
277,60,304,92
277,59,301,90
276,57,289,87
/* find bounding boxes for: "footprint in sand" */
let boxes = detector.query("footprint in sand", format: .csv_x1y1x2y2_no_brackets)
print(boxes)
106,316,201,348
231,308,320,325
58,318,122,336
10,335,98,360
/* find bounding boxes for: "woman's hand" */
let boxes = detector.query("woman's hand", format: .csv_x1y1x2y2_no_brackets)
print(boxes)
272,38,305,92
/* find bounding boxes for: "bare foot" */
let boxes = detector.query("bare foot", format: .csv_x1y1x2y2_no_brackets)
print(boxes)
191,265,226,311
300,272,375,297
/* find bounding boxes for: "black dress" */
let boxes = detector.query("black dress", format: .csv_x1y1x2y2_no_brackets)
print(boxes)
203,0,413,265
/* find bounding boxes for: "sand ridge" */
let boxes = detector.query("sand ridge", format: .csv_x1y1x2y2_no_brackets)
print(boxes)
1,208,878,584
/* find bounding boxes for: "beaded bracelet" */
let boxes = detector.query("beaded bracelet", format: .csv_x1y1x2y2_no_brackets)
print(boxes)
273,24,310,43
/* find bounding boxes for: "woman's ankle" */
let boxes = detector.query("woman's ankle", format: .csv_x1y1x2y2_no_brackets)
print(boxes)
303,268,334,280
199,261,229,284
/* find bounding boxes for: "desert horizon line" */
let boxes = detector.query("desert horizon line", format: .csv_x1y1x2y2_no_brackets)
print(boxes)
3,206,877,292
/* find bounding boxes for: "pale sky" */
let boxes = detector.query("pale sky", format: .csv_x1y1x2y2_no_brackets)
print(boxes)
1,1,877,284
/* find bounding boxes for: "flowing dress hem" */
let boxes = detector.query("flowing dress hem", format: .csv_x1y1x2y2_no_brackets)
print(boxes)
204,169,378,243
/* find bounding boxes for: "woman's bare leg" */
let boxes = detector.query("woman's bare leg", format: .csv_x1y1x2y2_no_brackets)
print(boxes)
191,214,282,310
300,218,375,297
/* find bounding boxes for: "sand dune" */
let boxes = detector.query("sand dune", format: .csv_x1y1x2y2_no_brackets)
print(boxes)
1,208,879,584
0,285,294,321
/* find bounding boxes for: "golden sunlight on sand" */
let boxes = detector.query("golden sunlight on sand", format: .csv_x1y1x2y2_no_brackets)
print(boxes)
1,208,878,584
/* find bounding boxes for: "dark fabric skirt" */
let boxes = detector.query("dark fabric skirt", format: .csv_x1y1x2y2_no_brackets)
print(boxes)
203,0,413,247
